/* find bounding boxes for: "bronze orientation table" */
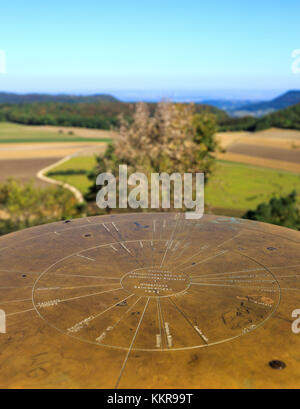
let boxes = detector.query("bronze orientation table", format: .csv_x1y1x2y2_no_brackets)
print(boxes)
0,212,300,388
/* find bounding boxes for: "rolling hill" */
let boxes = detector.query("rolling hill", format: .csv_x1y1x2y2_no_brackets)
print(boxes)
235,90,300,117
0,92,118,104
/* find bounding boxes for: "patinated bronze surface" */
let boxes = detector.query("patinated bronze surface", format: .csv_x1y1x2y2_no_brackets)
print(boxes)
0,213,300,388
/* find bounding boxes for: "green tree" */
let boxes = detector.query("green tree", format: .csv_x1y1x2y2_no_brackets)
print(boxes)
243,190,300,230
0,179,84,236
86,102,220,210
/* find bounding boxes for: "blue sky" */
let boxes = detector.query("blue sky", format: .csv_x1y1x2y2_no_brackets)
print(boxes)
0,0,300,99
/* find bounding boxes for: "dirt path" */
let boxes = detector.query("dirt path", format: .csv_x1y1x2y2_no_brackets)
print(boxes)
36,155,84,203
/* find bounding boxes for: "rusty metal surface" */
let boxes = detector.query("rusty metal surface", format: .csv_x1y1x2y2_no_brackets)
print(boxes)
0,213,300,388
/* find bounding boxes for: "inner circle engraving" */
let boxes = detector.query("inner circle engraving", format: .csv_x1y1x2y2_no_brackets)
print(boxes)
121,267,191,297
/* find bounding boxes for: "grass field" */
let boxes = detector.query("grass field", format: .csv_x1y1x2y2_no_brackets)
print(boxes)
47,156,300,212
205,160,300,211
46,156,97,194
0,122,112,143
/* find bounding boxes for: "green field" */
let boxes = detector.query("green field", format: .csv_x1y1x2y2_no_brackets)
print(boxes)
48,157,300,212
205,160,300,211
0,122,112,143
46,156,97,194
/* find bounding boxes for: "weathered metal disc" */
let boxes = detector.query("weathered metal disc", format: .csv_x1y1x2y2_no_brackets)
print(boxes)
0,213,300,388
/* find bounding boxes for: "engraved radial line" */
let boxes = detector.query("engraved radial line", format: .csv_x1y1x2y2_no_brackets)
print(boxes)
171,246,208,271
216,232,242,248
160,214,181,267
46,287,123,305
193,277,274,283
277,287,300,292
102,224,144,269
91,294,135,322
37,283,122,291
232,250,282,304
168,241,190,266
183,250,228,273
158,297,168,349
115,297,150,389
137,239,149,269
191,282,279,291
68,294,136,334
151,221,155,267
55,273,121,280
151,241,154,268
270,264,300,270
76,254,95,262
156,298,163,350
192,268,266,279
0,285,32,289
111,297,142,330
0,298,32,305
7,308,35,317
118,240,145,270
168,297,208,345
166,224,188,261
0,269,42,274
167,220,201,265
165,217,189,265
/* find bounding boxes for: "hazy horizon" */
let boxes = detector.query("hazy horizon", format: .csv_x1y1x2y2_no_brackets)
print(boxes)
0,88,291,103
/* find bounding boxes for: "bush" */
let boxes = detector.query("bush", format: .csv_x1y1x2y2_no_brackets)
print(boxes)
0,179,84,235
243,190,300,230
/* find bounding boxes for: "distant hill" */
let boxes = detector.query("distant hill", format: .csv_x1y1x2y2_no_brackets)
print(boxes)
235,90,300,117
201,99,259,112
0,92,118,104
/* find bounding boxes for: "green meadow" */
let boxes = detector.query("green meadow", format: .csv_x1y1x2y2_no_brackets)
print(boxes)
46,156,97,195
0,122,112,143
205,160,300,212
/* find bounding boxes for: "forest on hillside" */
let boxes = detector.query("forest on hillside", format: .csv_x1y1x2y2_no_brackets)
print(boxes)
0,98,299,132
219,103,300,132
0,101,228,130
